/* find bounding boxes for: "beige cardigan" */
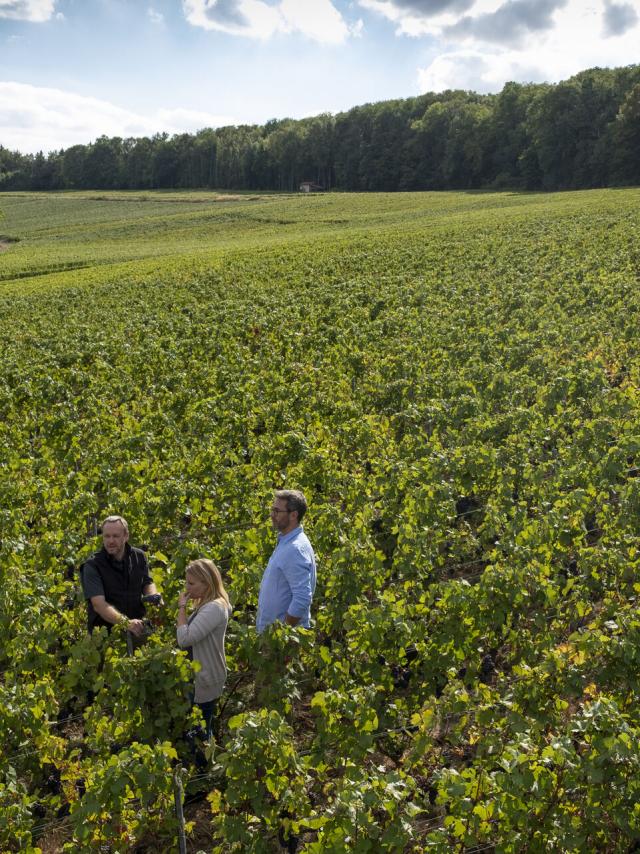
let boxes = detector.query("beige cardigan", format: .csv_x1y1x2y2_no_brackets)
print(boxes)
177,599,231,702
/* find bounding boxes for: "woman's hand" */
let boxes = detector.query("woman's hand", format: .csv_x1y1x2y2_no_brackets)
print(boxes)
177,589,190,628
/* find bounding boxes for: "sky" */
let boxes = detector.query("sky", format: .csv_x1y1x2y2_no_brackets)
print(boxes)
1,0,639,155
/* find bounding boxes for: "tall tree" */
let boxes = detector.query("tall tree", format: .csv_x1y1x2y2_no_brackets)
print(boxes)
612,81,640,184
62,145,88,189
487,82,542,188
83,136,124,189
122,137,155,189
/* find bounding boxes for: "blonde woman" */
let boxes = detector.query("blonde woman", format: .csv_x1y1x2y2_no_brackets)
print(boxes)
177,559,231,738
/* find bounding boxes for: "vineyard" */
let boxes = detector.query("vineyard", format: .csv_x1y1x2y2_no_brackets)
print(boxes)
1,187,640,852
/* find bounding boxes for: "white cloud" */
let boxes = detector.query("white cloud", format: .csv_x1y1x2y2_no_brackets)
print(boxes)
358,0,470,35
182,0,353,43
147,6,165,26
0,0,56,21
396,0,640,93
444,0,568,47
182,0,283,39
418,50,542,92
278,0,351,43
361,0,640,47
602,0,639,36
0,82,238,154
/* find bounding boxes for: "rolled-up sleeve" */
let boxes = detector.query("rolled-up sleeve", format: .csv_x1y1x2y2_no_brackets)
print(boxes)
177,601,226,647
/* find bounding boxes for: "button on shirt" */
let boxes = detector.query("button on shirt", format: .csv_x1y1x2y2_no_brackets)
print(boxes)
256,526,317,633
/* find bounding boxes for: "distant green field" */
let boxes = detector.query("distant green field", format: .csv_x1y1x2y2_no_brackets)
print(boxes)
2,187,635,285
2,188,640,852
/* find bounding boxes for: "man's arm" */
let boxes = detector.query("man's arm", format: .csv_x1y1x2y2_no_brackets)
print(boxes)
281,546,314,626
89,595,145,636
139,551,163,607
83,562,146,636
137,549,156,597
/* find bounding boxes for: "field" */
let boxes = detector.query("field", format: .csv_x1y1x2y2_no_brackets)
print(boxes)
2,187,640,852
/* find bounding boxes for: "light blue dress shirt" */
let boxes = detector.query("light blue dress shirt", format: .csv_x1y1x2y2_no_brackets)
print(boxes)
256,525,317,633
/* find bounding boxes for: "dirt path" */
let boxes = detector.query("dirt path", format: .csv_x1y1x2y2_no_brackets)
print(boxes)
0,242,11,252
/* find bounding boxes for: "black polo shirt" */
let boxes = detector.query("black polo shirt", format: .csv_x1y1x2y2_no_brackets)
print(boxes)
81,544,153,632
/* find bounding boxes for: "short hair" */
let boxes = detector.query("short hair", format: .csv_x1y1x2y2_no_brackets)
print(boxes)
186,559,230,608
101,515,129,536
274,489,308,522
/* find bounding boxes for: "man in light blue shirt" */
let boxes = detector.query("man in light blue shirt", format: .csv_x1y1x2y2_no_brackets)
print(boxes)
256,489,317,633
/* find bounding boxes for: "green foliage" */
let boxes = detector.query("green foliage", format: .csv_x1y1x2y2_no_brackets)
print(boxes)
0,765,42,853
209,709,311,852
1,188,640,851
64,741,179,851
231,621,316,712
82,632,194,751
306,765,420,853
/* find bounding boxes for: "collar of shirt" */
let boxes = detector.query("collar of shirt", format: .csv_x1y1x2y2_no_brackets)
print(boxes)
277,525,303,545
102,543,130,571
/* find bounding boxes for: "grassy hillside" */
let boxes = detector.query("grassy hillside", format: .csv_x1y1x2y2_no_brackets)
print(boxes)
1,188,640,852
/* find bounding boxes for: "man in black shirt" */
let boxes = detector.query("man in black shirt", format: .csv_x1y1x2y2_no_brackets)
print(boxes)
81,514,160,635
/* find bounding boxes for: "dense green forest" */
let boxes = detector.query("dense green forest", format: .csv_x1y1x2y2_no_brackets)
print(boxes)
2,65,640,194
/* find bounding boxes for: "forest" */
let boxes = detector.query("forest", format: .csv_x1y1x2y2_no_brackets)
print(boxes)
1,64,640,195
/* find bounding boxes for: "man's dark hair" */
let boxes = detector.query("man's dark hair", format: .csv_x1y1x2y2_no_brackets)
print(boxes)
274,489,308,522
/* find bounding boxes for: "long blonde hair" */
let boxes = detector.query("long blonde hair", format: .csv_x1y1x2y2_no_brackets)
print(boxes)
186,559,230,609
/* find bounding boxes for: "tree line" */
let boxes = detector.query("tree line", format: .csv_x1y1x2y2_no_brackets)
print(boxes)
2,65,639,194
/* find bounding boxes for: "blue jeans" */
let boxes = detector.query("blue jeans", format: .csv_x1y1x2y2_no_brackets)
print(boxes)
196,699,218,739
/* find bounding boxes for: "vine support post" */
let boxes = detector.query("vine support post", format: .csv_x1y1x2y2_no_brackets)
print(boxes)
173,765,187,854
